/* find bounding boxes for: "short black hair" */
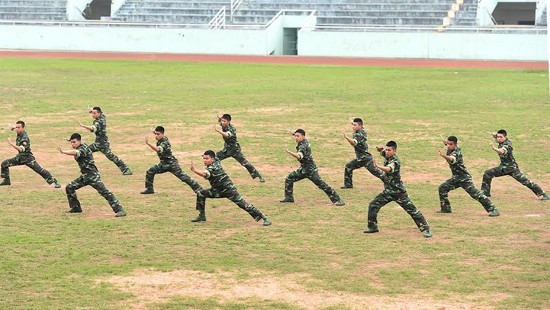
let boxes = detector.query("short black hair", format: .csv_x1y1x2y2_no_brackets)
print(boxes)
294,129,306,136
16,120,25,128
203,150,216,158
221,114,231,121
92,106,102,113
70,133,82,141
155,126,165,133
386,140,397,150
447,136,458,144
353,118,363,126
497,129,507,137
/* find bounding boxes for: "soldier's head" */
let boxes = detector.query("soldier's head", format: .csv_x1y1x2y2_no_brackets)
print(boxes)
351,118,363,132
384,140,397,158
69,133,82,149
154,126,165,141
90,106,102,120
446,136,458,151
15,120,25,135
293,129,306,143
496,129,507,143
220,114,231,127
202,150,216,166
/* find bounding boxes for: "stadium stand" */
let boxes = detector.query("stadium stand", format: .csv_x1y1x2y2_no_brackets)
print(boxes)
0,0,66,21
450,0,477,26
112,0,458,27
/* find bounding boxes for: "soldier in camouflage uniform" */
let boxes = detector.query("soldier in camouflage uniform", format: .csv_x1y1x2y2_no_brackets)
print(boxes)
189,150,271,226
78,106,132,175
140,126,202,194
281,129,345,206
437,136,500,216
481,129,549,200
364,141,432,238
0,121,61,188
214,114,264,182
57,133,126,217
341,117,384,189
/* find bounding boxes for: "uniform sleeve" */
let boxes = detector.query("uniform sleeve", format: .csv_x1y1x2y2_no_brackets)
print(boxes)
19,140,28,152
449,150,458,164
75,150,81,158
353,132,365,145
297,144,306,159
158,141,167,154
204,170,211,179
387,159,396,173
227,127,236,138
500,145,509,155
91,120,99,133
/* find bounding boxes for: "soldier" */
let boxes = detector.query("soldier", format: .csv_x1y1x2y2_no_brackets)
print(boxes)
0,121,61,188
341,117,383,189
189,150,271,226
482,129,549,200
78,106,132,175
57,133,127,217
214,114,264,182
140,126,202,194
437,136,500,216
281,129,345,206
364,141,432,238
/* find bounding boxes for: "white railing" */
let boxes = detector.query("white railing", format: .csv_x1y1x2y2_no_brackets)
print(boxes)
230,0,244,22
208,6,226,29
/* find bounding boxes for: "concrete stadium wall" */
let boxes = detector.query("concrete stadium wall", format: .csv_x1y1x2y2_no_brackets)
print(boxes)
298,29,547,61
0,21,546,61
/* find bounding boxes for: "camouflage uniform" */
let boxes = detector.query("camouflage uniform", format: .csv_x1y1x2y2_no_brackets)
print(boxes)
88,113,130,173
367,150,430,233
1,131,58,185
284,139,342,203
144,136,202,192
216,122,262,180
196,159,268,221
439,147,496,213
481,138,545,197
65,143,124,214
343,128,384,188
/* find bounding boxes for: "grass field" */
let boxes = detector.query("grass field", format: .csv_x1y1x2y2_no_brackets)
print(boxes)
0,57,549,309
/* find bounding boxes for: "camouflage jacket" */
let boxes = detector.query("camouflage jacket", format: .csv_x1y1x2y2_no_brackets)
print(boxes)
15,131,33,158
74,143,99,175
92,114,109,144
497,139,518,171
220,123,240,151
203,159,235,191
352,128,369,160
380,150,407,194
446,147,469,176
296,139,317,174
156,136,177,163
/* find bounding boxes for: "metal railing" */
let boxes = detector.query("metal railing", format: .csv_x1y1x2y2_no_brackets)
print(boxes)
208,6,226,29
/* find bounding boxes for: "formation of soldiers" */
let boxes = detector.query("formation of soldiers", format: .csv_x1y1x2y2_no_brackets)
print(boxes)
2,109,548,238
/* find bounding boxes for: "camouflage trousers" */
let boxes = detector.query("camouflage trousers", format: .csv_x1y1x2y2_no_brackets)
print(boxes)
1,155,56,184
217,148,261,179
367,191,430,231
481,166,544,197
284,168,341,203
66,173,123,213
439,175,495,213
145,161,202,192
343,153,384,187
89,142,130,173
196,187,266,221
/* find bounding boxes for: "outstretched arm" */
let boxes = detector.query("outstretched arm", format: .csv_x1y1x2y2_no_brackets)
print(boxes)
372,157,391,173
78,120,94,132
57,146,77,156
7,138,22,152
284,147,301,160
213,124,230,138
490,143,505,155
438,150,454,163
190,161,207,178
145,136,160,152
343,131,356,146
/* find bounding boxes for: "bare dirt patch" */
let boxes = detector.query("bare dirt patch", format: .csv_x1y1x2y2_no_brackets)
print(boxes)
104,269,492,309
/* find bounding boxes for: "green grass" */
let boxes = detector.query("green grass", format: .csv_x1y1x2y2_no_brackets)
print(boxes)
0,57,549,309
